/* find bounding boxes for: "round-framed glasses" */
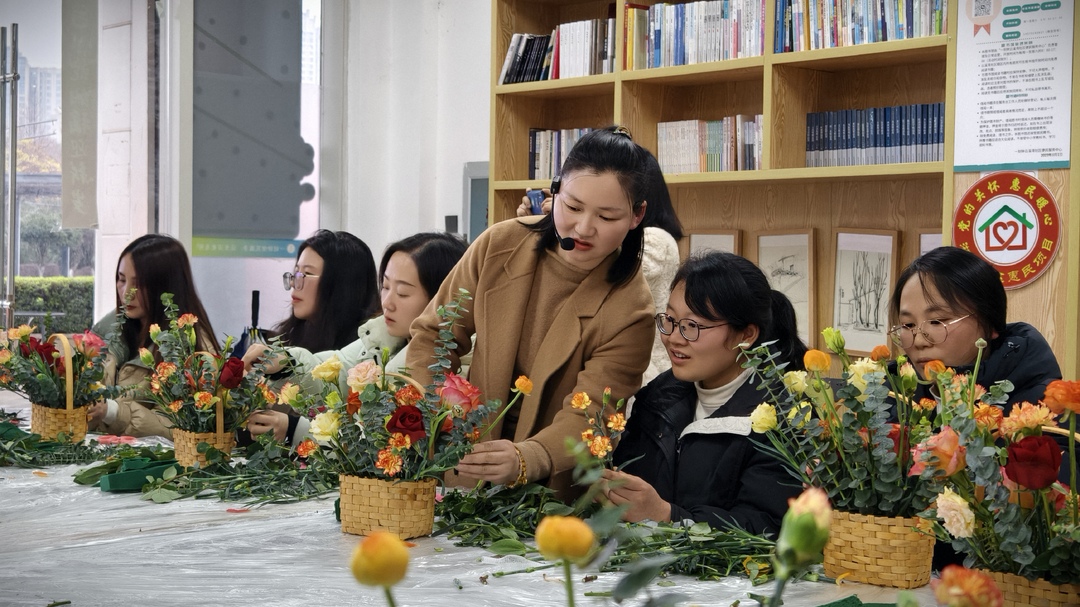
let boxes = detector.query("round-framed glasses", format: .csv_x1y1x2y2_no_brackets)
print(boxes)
654,313,727,342
888,314,972,349
282,271,319,291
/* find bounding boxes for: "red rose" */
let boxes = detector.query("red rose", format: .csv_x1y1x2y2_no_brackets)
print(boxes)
437,372,482,413
1004,435,1062,491
218,357,245,389
386,405,427,443
24,337,63,375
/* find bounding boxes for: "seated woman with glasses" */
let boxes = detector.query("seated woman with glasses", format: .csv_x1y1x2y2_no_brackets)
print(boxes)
243,232,468,444
888,246,1060,410
603,251,806,534
271,229,381,352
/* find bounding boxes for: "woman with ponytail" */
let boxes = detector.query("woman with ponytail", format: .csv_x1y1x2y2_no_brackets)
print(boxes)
606,251,805,535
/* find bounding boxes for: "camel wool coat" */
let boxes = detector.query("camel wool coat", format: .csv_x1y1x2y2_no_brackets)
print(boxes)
407,217,655,497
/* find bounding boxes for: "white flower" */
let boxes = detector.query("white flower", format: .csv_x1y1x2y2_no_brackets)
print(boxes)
935,487,975,538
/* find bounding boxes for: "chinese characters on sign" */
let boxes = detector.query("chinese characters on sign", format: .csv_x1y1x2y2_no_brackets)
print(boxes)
954,1,1073,171
952,171,1059,289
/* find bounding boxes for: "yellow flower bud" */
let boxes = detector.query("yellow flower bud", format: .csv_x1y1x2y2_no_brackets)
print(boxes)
535,515,595,563
325,391,342,407
139,348,155,366
149,324,161,339
821,327,845,354
514,375,533,396
350,531,409,587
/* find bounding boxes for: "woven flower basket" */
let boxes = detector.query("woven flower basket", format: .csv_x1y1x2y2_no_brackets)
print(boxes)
29,334,86,442
339,475,437,539
173,429,235,468
823,510,934,588
30,402,87,442
987,570,1080,607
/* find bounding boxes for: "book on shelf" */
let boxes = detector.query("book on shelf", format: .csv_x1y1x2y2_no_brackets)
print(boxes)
657,116,763,174
776,0,948,53
804,101,943,168
626,1,765,71
528,128,594,180
498,18,614,85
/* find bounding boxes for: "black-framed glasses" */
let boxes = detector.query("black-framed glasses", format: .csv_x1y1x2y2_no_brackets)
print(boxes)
282,271,319,291
888,314,972,349
654,313,727,342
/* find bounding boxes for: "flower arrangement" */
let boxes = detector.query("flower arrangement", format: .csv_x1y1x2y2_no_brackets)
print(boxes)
748,327,955,517
0,324,121,409
301,291,529,480
922,361,1080,587
142,294,266,434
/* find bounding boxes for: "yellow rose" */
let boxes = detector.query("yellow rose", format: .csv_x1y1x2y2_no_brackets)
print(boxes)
309,410,340,444
535,515,595,563
847,357,882,402
277,383,300,405
787,401,812,428
350,531,409,587
750,403,778,433
311,355,344,383
782,370,808,395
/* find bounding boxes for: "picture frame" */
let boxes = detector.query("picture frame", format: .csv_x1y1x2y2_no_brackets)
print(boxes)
686,229,741,258
919,231,942,256
755,229,815,348
832,229,899,355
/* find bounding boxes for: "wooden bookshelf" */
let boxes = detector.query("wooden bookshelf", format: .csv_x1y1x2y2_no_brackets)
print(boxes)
488,0,1079,375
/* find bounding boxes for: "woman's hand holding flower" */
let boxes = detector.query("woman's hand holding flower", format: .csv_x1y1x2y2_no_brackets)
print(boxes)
454,439,519,485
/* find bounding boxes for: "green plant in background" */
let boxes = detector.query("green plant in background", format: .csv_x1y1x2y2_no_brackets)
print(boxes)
13,277,94,334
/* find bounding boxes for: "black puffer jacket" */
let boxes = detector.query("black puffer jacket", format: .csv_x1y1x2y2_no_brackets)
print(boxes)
612,371,801,536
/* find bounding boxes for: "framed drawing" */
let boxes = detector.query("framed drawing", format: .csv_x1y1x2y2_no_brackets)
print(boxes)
919,231,942,256
687,229,741,258
832,229,898,355
757,230,815,347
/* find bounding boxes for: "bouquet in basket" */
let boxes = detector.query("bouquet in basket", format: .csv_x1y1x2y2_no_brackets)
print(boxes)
920,352,1080,587
296,290,528,480
143,294,265,434
0,323,123,410
747,327,959,518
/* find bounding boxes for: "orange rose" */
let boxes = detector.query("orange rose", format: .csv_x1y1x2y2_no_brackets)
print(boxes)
514,375,533,396
909,426,966,477
923,359,947,379
535,515,595,563
869,344,891,362
803,349,830,373
1042,379,1080,415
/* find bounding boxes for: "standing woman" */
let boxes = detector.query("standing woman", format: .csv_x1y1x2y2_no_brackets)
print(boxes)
605,252,806,535
407,126,656,498
274,229,381,352
87,234,219,438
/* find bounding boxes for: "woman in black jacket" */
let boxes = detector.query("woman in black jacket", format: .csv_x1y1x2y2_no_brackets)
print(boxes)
605,251,807,535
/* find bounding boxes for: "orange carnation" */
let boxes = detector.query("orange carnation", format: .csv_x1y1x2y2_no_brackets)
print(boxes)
571,392,591,410
588,436,613,458
295,439,317,458
973,404,1004,434
606,413,627,432
375,448,403,477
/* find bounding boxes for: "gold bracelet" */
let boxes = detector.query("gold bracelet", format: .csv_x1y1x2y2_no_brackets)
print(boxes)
507,444,528,488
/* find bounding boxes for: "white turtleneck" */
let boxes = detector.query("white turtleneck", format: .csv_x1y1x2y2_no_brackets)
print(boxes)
694,368,754,421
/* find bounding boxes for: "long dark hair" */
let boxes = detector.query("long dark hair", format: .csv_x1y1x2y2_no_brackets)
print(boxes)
274,230,380,351
889,246,1007,338
526,126,650,286
673,251,807,370
640,151,683,240
379,232,468,298
115,234,219,358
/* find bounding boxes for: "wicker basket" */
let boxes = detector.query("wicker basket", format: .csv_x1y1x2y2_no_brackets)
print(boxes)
339,475,437,539
29,334,86,442
173,429,235,468
30,402,87,442
822,510,934,588
987,570,1080,607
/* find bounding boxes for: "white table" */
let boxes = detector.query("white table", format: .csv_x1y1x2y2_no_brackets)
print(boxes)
0,394,937,606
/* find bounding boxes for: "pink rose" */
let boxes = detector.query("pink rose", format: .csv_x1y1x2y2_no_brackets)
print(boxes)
438,372,483,414
909,426,966,477
73,330,106,358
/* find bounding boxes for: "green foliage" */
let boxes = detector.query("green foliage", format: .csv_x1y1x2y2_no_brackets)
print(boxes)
0,419,121,468
13,277,94,334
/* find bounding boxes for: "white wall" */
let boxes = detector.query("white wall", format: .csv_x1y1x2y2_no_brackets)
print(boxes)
342,0,490,260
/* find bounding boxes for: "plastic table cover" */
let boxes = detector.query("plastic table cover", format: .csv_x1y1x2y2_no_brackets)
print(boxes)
0,400,937,606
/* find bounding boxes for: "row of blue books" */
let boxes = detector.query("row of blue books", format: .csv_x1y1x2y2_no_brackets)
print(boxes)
805,102,944,167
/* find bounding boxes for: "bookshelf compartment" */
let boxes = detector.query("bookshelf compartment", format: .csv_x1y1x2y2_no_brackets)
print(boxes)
771,59,945,170
494,92,615,181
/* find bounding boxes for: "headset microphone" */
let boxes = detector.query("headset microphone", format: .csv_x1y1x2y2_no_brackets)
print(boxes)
549,176,575,250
